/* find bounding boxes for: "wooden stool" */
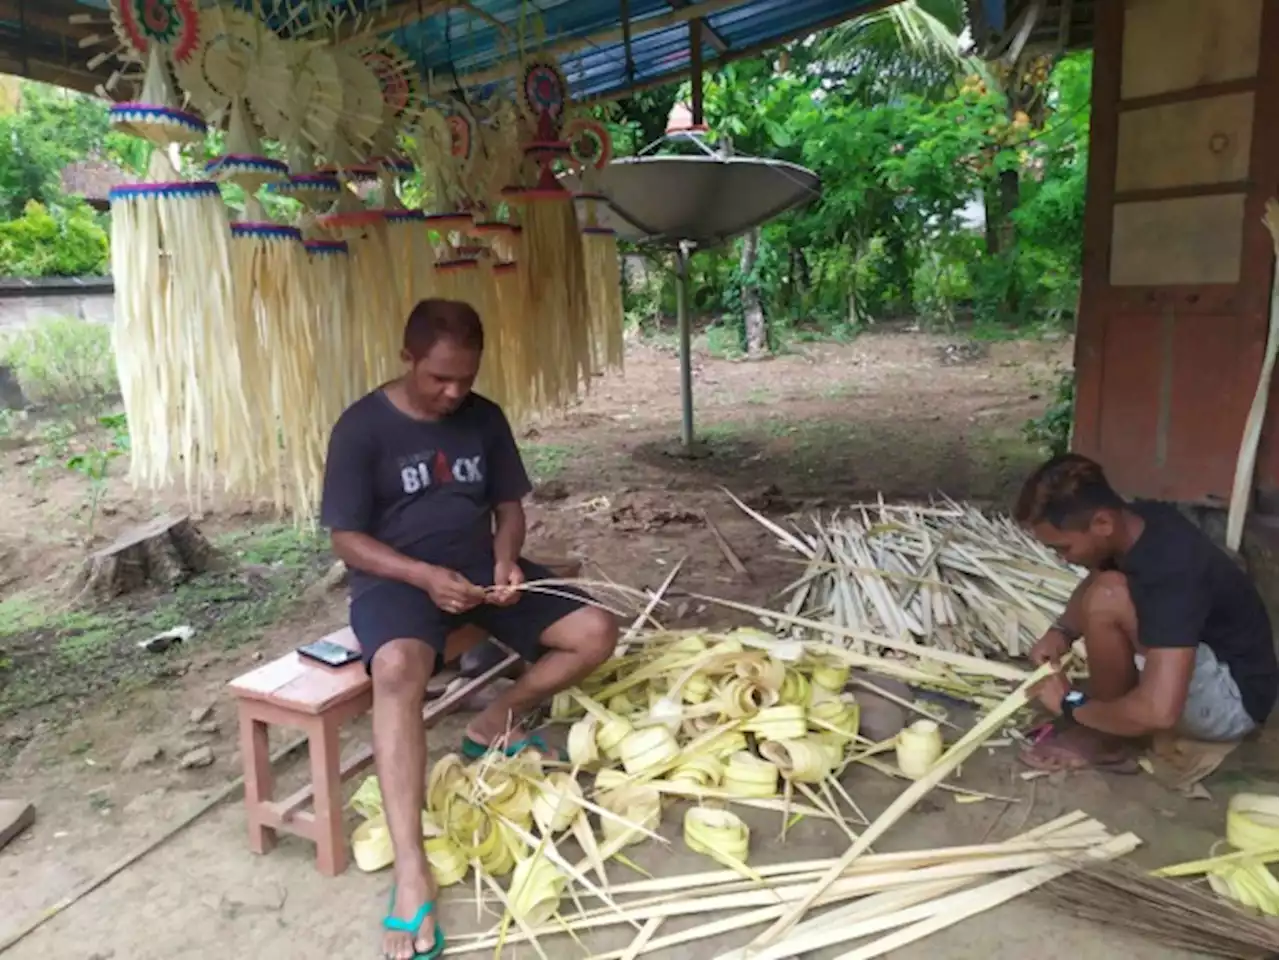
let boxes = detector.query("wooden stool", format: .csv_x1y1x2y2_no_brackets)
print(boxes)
228,628,370,876
228,629,518,876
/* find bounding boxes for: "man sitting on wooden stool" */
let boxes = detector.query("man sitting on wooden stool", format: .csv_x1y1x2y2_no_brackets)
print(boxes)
1014,453,1276,772
320,298,618,960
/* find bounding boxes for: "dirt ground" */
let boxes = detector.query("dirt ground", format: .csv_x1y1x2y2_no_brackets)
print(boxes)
1,331,1274,960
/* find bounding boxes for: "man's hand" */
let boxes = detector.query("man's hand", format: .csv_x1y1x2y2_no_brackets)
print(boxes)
418,565,485,614
488,560,524,607
1028,627,1072,667
1031,670,1072,716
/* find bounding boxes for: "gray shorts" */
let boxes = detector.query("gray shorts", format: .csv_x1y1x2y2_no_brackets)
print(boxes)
1135,644,1257,742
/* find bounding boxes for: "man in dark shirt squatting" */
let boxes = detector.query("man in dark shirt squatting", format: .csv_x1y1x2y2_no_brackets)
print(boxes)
1014,453,1277,772
320,298,618,960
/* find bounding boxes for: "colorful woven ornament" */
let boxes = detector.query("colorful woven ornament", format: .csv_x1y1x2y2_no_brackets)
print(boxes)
108,0,206,144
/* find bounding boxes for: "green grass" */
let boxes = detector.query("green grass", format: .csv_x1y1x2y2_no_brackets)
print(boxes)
0,522,332,720
702,324,745,360
521,442,575,484
217,522,327,568
0,316,118,406
967,317,1070,343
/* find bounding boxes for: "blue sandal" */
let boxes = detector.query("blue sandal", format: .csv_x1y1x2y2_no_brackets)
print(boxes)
460,732,565,762
383,889,445,960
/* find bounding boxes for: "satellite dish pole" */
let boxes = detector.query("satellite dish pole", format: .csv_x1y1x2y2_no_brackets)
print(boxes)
671,21,706,451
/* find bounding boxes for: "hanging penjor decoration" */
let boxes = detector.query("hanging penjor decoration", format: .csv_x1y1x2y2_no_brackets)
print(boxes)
502,58,591,413
362,42,436,325
317,45,402,391
422,104,484,273
568,118,625,376
106,0,251,503
425,103,491,335
467,100,530,420
258,42,361,430
178,5,314,508
267,42,344,213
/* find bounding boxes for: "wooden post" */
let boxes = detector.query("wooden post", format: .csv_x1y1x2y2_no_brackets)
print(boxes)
690,20,704,127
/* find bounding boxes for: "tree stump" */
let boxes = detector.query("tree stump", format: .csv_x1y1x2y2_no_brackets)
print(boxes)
73,516,219,603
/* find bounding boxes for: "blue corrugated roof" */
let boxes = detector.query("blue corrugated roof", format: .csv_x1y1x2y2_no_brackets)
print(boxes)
394,0,889,100
55,0,891,102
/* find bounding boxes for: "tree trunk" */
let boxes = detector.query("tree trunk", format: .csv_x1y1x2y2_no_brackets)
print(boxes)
740,227,768,358
997,168,1019,252
983,185,1001,256
72,515,220,604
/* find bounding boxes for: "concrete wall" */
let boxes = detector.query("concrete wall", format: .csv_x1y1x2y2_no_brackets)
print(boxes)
0,288,113,331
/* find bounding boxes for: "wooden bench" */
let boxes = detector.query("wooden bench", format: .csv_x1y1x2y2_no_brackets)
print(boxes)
228,628,517,876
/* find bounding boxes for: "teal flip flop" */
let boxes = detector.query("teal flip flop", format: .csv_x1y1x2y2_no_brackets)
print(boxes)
383,889,446,960
460,732,565,762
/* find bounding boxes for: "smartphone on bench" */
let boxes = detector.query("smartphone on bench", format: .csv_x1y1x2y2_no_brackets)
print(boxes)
298,639,361,668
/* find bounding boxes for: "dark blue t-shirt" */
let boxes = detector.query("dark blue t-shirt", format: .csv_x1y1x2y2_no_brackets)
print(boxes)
319,389,531,597
1117,500,1277,725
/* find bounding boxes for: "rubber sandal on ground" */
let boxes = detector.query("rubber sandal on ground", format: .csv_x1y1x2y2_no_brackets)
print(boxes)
460,732,564,761
383,889,446,960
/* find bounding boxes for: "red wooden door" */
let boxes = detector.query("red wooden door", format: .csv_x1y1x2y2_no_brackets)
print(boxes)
1073,0,1278,507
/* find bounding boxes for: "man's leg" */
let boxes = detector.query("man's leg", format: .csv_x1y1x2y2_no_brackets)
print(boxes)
466,605,618,746
353,577,488,958
370,638,437,960
1022,570,1142,771
1077,570,1140,700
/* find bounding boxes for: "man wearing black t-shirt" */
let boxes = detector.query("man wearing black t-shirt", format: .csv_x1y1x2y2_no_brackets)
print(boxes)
320,299,617,960
1013,453,1276,772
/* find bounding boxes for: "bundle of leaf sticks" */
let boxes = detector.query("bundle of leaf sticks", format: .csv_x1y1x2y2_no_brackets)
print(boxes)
729,492,1087,660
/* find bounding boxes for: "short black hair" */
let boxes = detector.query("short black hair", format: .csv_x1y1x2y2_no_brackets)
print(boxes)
1014,453,1126,529
403,298,484,359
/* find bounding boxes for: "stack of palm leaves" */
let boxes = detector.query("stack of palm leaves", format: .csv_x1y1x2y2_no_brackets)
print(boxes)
729,493,1085,660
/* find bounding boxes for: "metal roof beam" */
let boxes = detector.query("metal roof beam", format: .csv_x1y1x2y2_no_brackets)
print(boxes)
579,0,898,103
666,1,729,53
431,0,753,89
341,0,450,37
338,0,511,44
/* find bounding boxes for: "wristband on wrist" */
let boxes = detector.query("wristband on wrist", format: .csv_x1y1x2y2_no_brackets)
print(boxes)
1052,619,1082,642
1060,689,1088,722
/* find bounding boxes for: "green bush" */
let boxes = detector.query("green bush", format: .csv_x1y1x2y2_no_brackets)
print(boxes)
0,315,118,404
0,200,108,277
1024,368,1075,456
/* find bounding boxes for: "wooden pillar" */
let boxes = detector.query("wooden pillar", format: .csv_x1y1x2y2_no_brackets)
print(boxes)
1074,0,1277,508
690,19,704,127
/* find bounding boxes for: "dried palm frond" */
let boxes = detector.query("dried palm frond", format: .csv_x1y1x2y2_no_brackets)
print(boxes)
1040,859,1279,960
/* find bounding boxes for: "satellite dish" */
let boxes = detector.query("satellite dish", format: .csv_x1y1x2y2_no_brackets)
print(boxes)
569,154,819,247
562,128,821,450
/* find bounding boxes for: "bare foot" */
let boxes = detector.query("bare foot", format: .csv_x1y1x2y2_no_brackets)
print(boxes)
1019,724,1139,774
383,873,438,960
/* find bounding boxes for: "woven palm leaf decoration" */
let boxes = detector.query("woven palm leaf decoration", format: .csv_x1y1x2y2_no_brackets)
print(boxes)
567,117,624,375
177,5,290,200
104,0,259,507
502,56,591,412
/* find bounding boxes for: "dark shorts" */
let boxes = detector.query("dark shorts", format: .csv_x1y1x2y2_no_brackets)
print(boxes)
349,558,587,671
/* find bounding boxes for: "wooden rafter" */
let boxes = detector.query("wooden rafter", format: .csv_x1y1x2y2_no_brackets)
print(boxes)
0,1,98,43
666,0,729,53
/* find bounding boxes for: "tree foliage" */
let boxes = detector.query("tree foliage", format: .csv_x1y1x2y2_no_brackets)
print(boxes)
0,81,142,277
0,200,108,276
607,2,1091,346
